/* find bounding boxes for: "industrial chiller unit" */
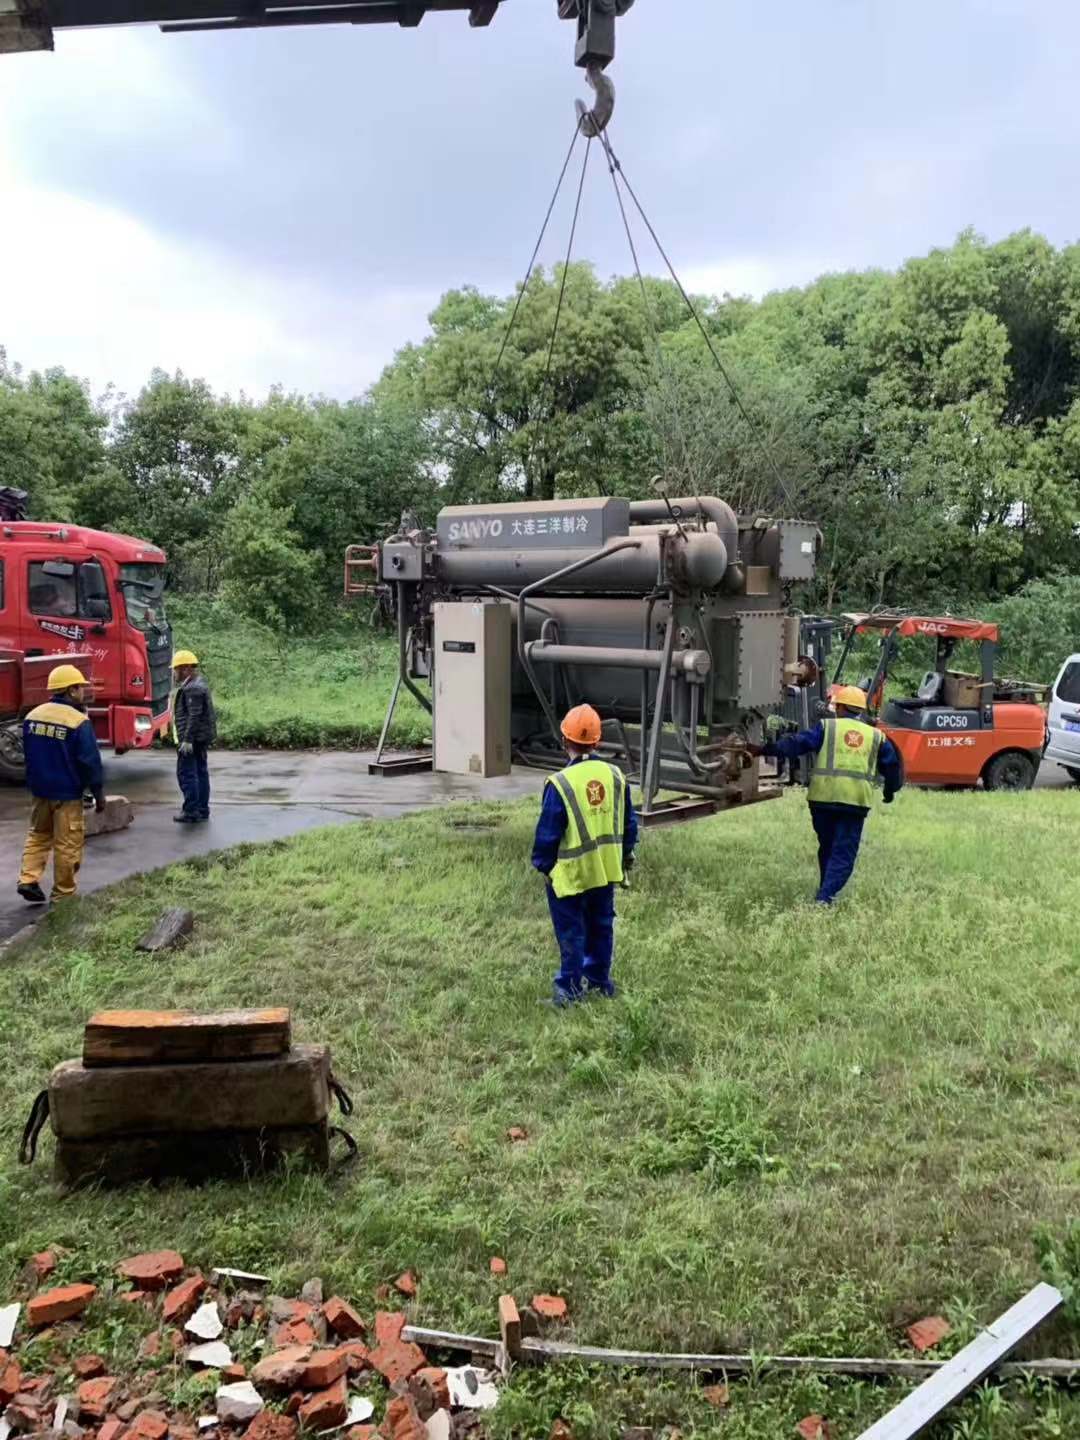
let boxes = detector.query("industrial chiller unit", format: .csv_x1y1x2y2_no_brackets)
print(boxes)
347,494,820,824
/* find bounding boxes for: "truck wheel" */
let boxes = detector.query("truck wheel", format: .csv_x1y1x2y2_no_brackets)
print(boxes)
983,751,1036,792
0,721,26,785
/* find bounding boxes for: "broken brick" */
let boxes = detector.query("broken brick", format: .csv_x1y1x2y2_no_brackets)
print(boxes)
30,1252,57,1282
171,1428,197,1440
1,1358,24,1405
284,1393,304,1418
374,1285,391,1304
246,1414,298,1440
250,1346,314,1390
298,1376,348,1432
77,1377,119,1421
322,1298,366,1340
384,1397,424,1440
531,1295,568,1322
222,1364,246,1382
369,1341,427,1386
413,1368,449,1412
128,1411,169,1440
301,1350,348,1390
702,1384,729,1407
162,1274,207,1325
137,1335,161,1362
796,1419,833,1440
489,1258,507,1276
117,1291,153,1307
393,1272,417,1299
272,1319,317,1348
339,1342,371,1377
346,1429,377,1440
74,1356,108,1381
98,1418,127,1440
116,1253,185,1292
906,1315,952,1353
4,1398,44,1433
506,1127,528,1143
374,1312,406,1346
27,1284,97,1329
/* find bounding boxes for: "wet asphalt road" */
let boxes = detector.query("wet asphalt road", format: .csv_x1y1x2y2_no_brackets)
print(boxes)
0,750,1072,945
0,749,545,943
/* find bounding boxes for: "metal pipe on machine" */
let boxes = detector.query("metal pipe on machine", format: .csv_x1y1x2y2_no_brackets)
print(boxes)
526,643,711,676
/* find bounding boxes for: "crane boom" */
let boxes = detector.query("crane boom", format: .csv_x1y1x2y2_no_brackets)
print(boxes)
0,0,633,65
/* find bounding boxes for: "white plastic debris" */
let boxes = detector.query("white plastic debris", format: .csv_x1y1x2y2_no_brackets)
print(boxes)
209,1268,270,1288
197,1418,218,1432
0,1303,19,1348
53,1398,71,1431
1,1417,12,1440
186,1301,225,1341
215,1383,263,1425
424,1412,450,1440
345,1398,374,1426
445,1366,499,1410
187,1341,234,1369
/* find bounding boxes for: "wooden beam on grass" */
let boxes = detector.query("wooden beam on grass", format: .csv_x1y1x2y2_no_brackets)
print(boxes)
855,1283,1064,1440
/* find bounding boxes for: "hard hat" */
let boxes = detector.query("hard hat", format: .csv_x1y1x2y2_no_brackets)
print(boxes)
832,685,869,711
48,663,88,691
172,650,199,668
561,704,603,747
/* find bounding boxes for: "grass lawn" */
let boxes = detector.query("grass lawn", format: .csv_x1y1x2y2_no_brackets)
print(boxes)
168,597,428,750
2,787,1080,1438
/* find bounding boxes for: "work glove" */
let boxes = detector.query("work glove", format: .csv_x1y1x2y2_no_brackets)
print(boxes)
742,742,766,758
94,790,106,814
178,741,194,757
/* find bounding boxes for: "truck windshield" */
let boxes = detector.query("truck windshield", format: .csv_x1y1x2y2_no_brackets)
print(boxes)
119,563,168,634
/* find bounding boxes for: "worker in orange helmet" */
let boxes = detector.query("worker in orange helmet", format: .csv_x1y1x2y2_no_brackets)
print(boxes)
532,704,638,1006
744,685,903,905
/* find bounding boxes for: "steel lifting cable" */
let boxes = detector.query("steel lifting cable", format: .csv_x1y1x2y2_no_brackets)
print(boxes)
599,129,696,494
598,129,796,513
465,123,584,462
529,133,594,494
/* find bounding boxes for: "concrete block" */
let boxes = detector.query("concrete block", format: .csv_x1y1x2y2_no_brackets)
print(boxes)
84,797,133,838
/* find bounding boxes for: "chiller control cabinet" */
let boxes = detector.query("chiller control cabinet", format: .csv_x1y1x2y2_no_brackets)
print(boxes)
432,601,512,778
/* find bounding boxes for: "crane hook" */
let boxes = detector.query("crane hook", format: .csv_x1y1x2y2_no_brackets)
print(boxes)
575,64,615,137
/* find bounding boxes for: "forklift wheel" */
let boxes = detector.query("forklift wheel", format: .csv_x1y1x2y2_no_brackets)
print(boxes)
983,751,1037,792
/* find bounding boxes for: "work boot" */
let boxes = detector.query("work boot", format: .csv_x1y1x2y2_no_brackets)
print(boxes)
17,882,47,905
585,980,618,999
173,813,197,823
549,982,582,1009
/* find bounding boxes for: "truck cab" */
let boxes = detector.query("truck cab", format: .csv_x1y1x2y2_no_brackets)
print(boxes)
1044,654,1080,783
0,523,173,778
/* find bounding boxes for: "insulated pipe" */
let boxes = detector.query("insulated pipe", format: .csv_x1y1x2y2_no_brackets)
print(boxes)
436,528,727,594
628,496,744,592
527,642,710,676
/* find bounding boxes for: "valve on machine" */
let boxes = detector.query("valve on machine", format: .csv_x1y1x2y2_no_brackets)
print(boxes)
558,0,635,136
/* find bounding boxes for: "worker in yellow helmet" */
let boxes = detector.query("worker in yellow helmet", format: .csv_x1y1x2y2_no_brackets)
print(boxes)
17,664,104,904
531,705,638,1006
744,685,903,905
171,650,217,823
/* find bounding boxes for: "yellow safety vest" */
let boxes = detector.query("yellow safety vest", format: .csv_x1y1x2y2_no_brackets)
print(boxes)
808,718,883,809
547,758,627,899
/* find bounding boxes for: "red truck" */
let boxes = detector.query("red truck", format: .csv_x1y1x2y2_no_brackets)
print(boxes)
0,522,173,781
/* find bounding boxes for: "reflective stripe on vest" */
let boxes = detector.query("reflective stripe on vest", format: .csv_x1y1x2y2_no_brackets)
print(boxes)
548,759,626,899
807,718,882,809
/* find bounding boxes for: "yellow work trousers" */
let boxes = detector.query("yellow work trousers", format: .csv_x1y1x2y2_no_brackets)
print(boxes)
19,798,85,899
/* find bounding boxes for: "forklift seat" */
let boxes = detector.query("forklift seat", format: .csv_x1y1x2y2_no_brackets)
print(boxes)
917,670,944,703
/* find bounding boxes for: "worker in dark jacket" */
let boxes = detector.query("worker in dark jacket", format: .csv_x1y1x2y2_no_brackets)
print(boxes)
172,649,217,823
532,704,639,1006
17,663,104,903
745,685,903,905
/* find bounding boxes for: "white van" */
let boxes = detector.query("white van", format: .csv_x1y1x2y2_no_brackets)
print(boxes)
1045,654,1080,782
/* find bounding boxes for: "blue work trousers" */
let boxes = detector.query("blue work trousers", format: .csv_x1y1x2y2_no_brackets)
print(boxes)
546,883,616,998
177,744,211,819
809,804,866,905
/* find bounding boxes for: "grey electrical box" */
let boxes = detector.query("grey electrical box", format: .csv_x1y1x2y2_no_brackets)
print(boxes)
736,611,785,708
777,521,820,583
433,601,512,777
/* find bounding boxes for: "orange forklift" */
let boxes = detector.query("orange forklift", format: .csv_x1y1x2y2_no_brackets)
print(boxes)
829,612,1047,791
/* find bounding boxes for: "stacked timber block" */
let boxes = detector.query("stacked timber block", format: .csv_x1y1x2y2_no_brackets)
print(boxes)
48,1008,334,1188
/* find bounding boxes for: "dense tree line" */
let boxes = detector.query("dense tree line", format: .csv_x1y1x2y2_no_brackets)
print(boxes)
3,228,1080,646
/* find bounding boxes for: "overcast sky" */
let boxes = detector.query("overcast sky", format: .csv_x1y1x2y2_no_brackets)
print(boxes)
1,0,1078,403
